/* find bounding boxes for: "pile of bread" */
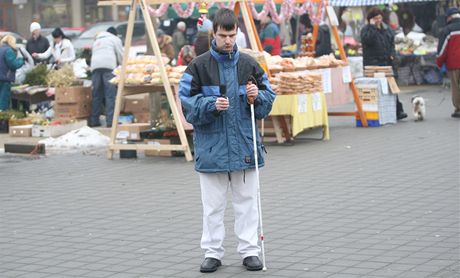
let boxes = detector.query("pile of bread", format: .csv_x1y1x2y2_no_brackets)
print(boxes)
110,55,186,85
270,72,322,95
268,54,347,73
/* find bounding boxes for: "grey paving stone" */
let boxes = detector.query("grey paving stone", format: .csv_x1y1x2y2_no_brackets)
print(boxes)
1,87,458,278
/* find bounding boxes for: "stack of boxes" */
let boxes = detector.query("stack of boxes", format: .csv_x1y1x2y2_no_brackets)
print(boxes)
54,87,92,120
355,78,397,127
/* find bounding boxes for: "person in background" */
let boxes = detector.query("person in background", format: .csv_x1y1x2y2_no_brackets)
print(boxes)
436,7,460,118
0,35,24,110
176,45,196,66
89,27,123,128
361,7,407,120
194,18,213,56
236,27,247,49
179,8,276,273
172,21,187,58
314,23,333,57
32,28,75,68
157,29,175,62
259,14,281,55
26,22,50,65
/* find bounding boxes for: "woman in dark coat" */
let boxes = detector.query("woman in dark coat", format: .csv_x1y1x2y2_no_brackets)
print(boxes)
0,35,24,110
361,7,407,120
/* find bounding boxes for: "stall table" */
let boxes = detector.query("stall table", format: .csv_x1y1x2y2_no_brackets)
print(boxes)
269,92,329,143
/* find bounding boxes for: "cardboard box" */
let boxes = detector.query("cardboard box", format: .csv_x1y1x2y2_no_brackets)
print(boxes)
123,94,150,113
116,123,151,140
55,86,92,104
9,118,33,127
144,139,172,157
133,112,151,123
9,125,33,137
32,120,87,137
54,103,91,119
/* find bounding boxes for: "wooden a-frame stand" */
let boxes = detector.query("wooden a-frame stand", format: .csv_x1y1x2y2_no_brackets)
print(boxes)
239,0,368,143
99,0,195,160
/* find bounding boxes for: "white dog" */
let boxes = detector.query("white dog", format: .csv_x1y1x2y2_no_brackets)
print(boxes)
411,95,426,121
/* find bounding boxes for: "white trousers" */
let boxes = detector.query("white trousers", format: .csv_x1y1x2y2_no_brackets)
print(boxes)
199,170,260,260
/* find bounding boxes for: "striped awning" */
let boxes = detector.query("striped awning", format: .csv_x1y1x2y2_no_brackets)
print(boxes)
328,0,439,7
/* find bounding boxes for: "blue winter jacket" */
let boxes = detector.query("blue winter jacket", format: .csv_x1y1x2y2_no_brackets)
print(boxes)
179,40,276,173
0,45,24,82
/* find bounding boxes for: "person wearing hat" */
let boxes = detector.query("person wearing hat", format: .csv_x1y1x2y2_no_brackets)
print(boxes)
361,7,407,120
89,27,123,128
194,18,213,56
26,22,50,65
436,7,460,118
0,35,24,110
32,28,75,68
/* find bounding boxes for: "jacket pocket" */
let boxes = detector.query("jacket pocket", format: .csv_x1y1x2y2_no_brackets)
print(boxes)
240,127,264,166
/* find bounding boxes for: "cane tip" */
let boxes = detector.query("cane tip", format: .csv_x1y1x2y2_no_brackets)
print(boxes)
263,267,267,271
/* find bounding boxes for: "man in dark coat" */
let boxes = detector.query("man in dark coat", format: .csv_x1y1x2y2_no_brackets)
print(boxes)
26,22,50,65
361,7,407,120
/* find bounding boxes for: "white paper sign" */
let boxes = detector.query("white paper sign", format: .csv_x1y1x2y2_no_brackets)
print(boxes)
321,68,332,94
342,66,352,83
378,78,389,95
298,94,308,113
313,93,322,111
326,6,339,26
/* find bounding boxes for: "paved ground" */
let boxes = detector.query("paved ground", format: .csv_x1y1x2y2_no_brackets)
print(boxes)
0,85,459,278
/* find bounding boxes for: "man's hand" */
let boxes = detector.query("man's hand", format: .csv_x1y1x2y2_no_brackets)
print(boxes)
32,53,38,58
215,97,229,111
246,83,258,105
370,18,376,25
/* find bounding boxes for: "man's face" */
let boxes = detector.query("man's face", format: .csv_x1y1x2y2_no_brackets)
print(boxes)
213,25,237,53
32,29,40,38
372,14,383,26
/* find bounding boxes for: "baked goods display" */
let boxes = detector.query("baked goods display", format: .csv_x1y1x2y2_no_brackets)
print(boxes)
110,56,186,85
270,72,322,95
268,54,347,74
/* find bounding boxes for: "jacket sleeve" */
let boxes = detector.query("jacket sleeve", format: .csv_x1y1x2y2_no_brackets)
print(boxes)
59,40,76,63
360,25,379,46
36,45,52,60
178,65,220,126
5,48,24,70
252,64,276,119
436,30,448,67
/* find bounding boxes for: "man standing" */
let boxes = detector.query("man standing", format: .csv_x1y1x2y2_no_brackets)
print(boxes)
172,21,187,58
26,22,50,65
90,27,123,128
259,14,281,56
179,8,275,273
436,7,460,118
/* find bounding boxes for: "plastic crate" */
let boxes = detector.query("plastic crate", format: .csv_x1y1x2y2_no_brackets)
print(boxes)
356,119,380,127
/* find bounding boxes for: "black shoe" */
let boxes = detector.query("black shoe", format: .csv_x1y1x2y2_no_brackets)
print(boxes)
397,112,408,120
243,256,263,271
200,258,221,273
451,112,460,118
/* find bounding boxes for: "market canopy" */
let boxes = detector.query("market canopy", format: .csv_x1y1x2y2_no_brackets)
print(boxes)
328,0,439,7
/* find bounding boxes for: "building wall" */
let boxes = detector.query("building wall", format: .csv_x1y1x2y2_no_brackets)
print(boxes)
12,0,118,36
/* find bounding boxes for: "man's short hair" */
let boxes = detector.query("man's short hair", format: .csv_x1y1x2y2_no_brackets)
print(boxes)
213,8,238,33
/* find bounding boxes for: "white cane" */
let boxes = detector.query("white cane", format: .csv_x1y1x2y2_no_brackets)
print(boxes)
249,91,267,271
